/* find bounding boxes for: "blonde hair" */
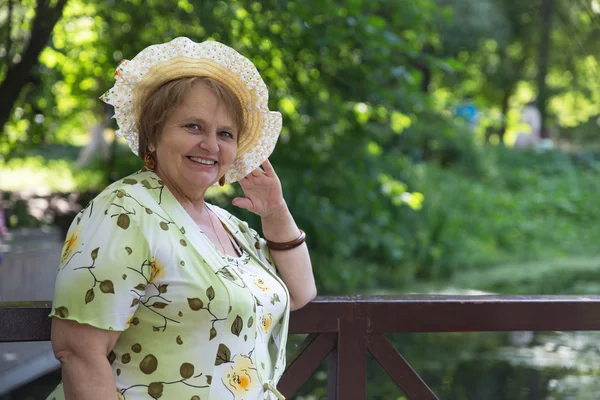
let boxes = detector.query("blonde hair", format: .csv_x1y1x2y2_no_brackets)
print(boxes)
137,76,245,161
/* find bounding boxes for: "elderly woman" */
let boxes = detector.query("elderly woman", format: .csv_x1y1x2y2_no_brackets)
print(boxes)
46,38,316,400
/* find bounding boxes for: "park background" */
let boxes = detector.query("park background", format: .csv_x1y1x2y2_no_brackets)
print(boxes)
1,0,600,398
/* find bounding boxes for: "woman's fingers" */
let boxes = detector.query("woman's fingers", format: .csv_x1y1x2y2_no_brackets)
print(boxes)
250,167,265,177
232,197,253,211
262,159,275,176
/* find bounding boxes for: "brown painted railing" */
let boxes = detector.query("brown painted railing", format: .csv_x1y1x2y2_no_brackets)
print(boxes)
2,295,600,399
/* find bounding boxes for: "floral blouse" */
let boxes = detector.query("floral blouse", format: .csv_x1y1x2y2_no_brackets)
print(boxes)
46,170,290,400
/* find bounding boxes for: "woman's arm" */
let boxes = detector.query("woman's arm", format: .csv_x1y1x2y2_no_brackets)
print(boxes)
51,317,121,400
260,204,316,311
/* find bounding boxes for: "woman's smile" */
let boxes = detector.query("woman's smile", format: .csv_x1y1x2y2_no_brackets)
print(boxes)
186,155,218,167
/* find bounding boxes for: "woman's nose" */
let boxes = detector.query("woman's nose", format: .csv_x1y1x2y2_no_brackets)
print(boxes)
199,132,219,153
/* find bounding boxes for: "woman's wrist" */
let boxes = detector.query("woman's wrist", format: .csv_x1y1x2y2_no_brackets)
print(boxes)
260,203,301,242
266,229,306,251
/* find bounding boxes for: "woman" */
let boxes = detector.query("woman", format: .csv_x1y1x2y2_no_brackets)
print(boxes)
47,37,316,400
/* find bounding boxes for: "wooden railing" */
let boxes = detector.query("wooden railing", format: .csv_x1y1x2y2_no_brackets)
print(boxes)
2,295,600,399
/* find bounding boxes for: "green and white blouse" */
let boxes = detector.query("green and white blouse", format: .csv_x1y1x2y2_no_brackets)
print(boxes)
46,169,290,400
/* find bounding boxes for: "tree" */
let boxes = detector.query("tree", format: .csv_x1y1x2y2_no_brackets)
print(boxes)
0,0,68,135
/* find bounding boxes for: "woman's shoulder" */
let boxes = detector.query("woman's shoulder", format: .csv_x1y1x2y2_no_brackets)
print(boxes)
77,170,165,228
92,169,163,205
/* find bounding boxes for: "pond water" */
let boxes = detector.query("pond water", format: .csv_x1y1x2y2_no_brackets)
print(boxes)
289,331,600,399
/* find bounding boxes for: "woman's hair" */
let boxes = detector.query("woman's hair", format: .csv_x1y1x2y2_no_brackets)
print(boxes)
137,76,245,161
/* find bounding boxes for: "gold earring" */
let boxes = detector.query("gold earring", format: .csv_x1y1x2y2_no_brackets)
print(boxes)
144,153,156,170
219,176,225,186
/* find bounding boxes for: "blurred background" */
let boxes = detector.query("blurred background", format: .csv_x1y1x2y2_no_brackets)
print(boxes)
1,0,600,399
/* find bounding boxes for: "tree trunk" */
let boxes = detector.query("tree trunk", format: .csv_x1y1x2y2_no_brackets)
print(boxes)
5,0,14,69
76,103,112,168
0,0,68,136
536,0,553,133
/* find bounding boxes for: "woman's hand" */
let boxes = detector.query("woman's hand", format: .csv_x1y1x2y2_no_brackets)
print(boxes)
232,159,286,218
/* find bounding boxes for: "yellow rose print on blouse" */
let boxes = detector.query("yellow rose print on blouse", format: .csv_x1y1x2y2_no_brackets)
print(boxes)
60,224,82,265
125,314,139,328
260,313,273,333
253,278,269,292
149,258,166,283
223,354,258,399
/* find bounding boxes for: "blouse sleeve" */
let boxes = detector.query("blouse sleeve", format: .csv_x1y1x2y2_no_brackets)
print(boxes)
50,188,152,331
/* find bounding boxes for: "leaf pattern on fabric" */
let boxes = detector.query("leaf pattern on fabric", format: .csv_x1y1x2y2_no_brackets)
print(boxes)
54,306,69,318
139,354,158,375
231,315,243,337
147,382,163,399
188,298,203,311
117,213,131,229
100,280,115,294
206,286,215,301
85,288,94,304
125,258,179,331
180,362,195,379
270,293,281,305
215,344,232,366
73,247,119,302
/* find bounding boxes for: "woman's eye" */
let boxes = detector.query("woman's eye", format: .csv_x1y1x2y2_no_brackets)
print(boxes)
186,124,201,131
219,131,233,139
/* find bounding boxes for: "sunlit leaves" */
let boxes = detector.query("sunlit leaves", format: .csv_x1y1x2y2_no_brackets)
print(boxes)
390,112,412,134
353,103,371,125
278,97,296,115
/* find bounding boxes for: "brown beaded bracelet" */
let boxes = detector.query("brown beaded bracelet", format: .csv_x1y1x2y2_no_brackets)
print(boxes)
265,229,306,251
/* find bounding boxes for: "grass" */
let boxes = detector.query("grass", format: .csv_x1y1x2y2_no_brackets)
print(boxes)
0,156,106,193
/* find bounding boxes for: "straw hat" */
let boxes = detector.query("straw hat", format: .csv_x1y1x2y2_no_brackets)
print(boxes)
100,37,282,184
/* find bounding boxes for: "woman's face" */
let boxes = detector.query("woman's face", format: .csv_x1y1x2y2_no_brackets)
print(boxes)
151,82,239,199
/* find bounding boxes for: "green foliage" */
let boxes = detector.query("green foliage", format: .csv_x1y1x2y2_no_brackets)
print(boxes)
1,0,599,295
398,147,600,282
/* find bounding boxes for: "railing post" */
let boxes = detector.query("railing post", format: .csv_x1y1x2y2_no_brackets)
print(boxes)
329,310,369,399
